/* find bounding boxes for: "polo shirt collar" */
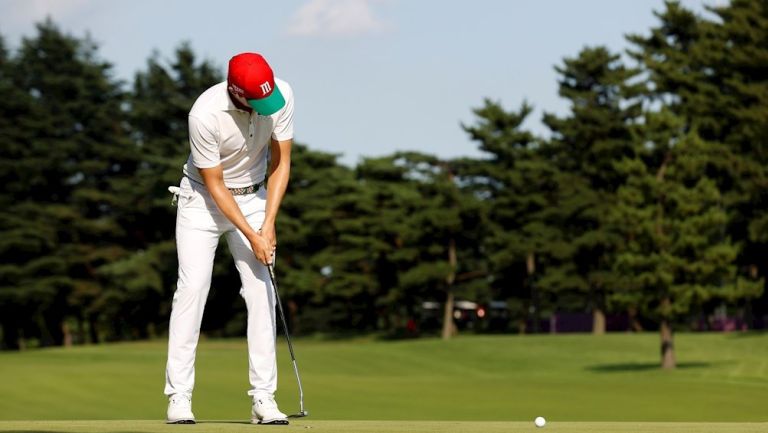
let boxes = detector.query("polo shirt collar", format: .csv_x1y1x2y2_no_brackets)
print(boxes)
222,82,251,113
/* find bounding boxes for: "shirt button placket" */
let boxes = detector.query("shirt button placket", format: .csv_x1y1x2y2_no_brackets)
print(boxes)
249,114,254,143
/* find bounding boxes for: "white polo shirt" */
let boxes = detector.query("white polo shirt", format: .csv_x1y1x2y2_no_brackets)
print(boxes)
182,79,294,188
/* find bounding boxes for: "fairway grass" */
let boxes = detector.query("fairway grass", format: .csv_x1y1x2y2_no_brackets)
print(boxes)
0,333,766,423
0,420,767,433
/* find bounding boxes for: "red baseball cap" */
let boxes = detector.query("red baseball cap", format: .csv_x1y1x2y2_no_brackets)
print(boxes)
227,53,286,115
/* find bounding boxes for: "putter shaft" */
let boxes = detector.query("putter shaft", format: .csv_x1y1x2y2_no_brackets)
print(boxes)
267,264,308,418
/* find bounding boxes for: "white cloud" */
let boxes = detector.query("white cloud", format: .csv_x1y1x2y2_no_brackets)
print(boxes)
286,0,389,37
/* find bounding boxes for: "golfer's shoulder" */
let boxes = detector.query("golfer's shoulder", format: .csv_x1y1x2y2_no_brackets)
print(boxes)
275,78,294,102
189,81,229,120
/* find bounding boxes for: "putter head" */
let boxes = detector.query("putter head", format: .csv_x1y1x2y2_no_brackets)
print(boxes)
288,410,309,418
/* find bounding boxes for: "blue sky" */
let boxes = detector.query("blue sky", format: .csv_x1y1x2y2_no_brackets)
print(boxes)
0,0,719,165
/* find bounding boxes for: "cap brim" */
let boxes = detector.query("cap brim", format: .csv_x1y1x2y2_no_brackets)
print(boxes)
248,87,286,116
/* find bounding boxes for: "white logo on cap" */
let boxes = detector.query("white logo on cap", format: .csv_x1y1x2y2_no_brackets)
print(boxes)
230,83,245,95
259,81,272,95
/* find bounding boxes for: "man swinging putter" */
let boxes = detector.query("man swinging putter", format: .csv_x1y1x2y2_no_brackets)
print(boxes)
164,52,294,425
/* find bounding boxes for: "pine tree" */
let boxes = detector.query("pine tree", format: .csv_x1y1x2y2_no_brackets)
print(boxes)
286,150,484,336
0,35,37,349
95,44,222,340
276,144,360,334
628,0,767,325
542,46,644,333
0,20,134,347
300,155,421,332
611,109,762,368
696,0,768,319
461,101,567,333
385,152,486,339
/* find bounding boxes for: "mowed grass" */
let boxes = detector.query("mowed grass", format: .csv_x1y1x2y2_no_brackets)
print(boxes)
0,420,767,433
0,333,766,425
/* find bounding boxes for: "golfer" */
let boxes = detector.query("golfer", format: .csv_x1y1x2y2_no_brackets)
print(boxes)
164,52,294,425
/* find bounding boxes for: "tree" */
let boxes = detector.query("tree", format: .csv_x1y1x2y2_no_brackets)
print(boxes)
0,20,134,347
611,109,762,368
386,152,486,339
275,144,360,334
628,0,767,326
296,155,422,333
542,46,644,333
96,43,222,341
0,34,37,349
461,101,567,333
689,0,768,320
282,150,484,337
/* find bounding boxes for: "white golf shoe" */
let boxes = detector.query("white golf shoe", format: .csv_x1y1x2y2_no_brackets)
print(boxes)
166,393,195,424
251,394,289,425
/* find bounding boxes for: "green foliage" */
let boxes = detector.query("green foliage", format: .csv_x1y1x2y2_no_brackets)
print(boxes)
611,110,763,321
459,101,567,330
103,44,223,340
0,20,134,347
276,144,365,331
2,3,768,350
283,150,484,334
628,0,768,313
538,46,643,328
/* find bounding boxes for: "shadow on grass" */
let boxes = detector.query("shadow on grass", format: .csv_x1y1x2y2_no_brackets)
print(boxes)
586,361,713,372
0,421,253,432
0,431,59,433
197,420,251,424
287,330,380,342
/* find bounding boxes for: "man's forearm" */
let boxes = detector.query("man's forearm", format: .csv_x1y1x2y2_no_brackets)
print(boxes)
265,165,289,226
207,181,259,238
264,139,292,227
198,165,258,239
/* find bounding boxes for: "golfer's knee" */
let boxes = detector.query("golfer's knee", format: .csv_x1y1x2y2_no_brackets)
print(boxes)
173,279,210,305
239,284,272,308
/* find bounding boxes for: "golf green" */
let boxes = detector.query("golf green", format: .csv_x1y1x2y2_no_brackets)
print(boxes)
0,333,766,423
0,420,767,433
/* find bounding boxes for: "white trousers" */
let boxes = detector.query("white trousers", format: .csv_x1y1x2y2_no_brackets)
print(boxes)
164,176,277,399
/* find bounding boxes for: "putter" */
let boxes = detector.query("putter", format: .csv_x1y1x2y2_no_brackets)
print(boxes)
267,263,309,418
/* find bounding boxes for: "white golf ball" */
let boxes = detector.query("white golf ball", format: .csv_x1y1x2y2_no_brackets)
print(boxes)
534,416,546,428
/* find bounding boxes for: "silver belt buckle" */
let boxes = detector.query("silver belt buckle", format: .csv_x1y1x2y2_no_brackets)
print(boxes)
229,181,262,196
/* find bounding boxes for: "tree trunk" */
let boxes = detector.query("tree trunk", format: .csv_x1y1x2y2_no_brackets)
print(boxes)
660,320,676,369
442,291,457,340
441,238,458,340
660,307,676,369
18,328,26,351
592,308,606,335
628,306,644,332
62,321,73,347
517,318,527,335
591,285,606,334
527,252,539,333
656,153,675,370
